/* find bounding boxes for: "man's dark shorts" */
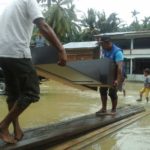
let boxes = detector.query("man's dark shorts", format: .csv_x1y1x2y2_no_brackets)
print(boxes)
100,87,118,100
0,58,40,107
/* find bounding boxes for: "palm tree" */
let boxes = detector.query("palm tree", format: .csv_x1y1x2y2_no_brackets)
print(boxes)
96,11,121,33
142,17,150,29
131,9,140,23
106,13,121,32
44,0,81,42
130,10,141,31
81,9,97,30
80,8,99,41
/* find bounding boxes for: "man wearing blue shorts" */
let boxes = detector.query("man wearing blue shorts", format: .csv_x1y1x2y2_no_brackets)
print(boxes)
0,0,67,144
96,36,124,115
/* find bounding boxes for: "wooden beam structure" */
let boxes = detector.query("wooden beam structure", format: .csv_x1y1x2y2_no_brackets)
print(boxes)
0,105,145,150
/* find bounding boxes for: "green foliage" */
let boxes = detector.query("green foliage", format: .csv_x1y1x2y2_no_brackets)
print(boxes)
142,17,150,30
96,12,121,33
43,0,81,42
80,8,99,41
81,9,97,29
34,1,150,43
80,10,121,41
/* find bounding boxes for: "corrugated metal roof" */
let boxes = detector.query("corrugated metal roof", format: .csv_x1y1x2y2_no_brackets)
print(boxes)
63,41,98,49
95,30,150,39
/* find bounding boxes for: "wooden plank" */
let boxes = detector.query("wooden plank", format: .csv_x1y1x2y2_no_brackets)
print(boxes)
36,64,110,88
36,67,91,91
51,111,150,150
36,64,101,85
67,58,116,85
0,105,145,150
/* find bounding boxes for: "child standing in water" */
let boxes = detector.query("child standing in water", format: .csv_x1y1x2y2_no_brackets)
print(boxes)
137,68,150,102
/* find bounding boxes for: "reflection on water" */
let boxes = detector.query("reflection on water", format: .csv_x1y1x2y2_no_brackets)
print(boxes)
0,80,150,149
0,79,101,129
83,118,150,150
83,120,150,150
113,127,150,150
84,117,150,150
83,81,150,150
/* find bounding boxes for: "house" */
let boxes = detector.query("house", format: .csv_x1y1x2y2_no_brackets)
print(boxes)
95,31,150,81
63,41,99,61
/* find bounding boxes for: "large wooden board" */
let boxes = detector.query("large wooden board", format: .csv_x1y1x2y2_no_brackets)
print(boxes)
67,58,116,85
31,46,115,85
0,105,145,150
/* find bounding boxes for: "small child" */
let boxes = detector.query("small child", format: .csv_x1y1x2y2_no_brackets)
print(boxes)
137,68,150,102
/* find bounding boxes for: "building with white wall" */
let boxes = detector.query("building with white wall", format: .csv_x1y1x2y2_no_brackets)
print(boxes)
95,31,150,81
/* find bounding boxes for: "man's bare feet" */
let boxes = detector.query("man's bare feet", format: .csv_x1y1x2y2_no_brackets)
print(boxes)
96,109,107,115
0,128,17,144
110,109,116,115
14,128,24,141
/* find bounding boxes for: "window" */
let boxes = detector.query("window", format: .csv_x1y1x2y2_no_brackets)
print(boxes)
132,58,150,74
134,37,150,49
112,39,131,49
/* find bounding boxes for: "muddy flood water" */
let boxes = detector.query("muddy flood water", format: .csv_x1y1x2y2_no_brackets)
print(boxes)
0,80,150,149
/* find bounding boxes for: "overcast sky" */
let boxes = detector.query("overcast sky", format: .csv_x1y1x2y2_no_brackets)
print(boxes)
0,0,149,25
74,0,150,25
0,0,8,14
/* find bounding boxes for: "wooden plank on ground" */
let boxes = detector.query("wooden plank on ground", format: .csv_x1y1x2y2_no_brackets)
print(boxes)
0,105,145,150
51,111,150,150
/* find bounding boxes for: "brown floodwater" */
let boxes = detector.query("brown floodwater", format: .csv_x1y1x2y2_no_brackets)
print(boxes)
83,115,150,150
0,80,149,149
0,79,101,129
83,81,150,150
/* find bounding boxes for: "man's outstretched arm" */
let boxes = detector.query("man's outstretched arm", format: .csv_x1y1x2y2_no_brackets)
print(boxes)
34,18,67,66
